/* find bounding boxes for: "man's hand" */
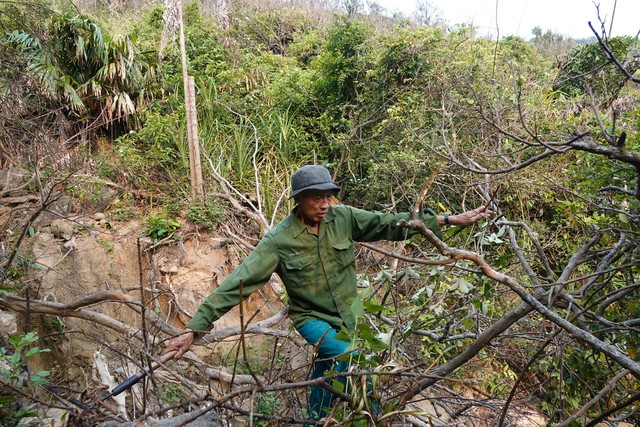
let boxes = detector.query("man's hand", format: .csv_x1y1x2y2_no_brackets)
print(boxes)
441,206,495,227
163,328,195,360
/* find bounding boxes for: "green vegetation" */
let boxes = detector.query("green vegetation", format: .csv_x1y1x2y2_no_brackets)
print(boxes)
143,215,181,244
0,0,639,425
0,332,50,426
185,198,225,230
158,383,185,404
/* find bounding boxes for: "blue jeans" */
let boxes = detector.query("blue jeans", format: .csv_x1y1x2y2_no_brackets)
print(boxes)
297,319,350,420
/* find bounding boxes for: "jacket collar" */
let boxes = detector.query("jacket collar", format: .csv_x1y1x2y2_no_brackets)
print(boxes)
288,206,336,238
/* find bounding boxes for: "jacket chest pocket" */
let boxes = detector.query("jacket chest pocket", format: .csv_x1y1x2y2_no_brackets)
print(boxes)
332,238,355,269
284,255,316,285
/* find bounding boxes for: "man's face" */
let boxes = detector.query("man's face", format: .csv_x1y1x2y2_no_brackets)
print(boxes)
296,190,334,225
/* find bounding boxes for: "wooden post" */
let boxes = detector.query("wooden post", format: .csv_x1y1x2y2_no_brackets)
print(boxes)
178,0,203,200
187,76,203,198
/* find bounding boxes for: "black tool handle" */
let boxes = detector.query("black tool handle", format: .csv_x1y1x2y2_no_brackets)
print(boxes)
101,350,178,401
101,371,145,401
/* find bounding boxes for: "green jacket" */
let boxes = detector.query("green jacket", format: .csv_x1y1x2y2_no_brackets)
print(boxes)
186,204,441,334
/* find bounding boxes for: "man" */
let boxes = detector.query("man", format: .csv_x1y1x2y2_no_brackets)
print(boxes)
163,165,491,421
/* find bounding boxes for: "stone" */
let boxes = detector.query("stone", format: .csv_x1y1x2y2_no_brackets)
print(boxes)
63,235,77,250
0,194,39,205
17,408,66,427
159,264,179,274
0,168,30,194
30,194,74,229
0,311,17,336
97,411,223,426
50,219,75,240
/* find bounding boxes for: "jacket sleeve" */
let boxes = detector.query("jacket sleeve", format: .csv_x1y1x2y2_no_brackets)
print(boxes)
347,206,442,242
186,236,279,334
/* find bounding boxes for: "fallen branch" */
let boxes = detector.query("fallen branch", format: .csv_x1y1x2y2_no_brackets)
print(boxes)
0,291,160,338
397,218,640,379
0,292,290,343
200,307,289,343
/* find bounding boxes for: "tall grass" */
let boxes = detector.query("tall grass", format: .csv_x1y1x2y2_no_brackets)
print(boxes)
196,77,315,224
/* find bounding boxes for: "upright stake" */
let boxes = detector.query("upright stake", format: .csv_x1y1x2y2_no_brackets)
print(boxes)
178,0,203,200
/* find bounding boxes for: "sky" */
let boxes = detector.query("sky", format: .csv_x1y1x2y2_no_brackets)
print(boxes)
374,0,639,39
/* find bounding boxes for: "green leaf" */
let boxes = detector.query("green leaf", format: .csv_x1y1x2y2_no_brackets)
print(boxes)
334,329,352,343
454,278,473,294
0,395,15,404
377,331,393,346
619,212,628,224
330,378,346,393
31,371,50,385
360,285,374,299
362,299,384,313
24,347,41,358
350,297,364,319
426,286,434,298
365,335,389,352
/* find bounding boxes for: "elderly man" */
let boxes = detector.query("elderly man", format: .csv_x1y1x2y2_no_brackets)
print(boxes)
164,165,490,421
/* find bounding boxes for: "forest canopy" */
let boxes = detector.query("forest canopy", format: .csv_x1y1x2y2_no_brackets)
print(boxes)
1,0,639,426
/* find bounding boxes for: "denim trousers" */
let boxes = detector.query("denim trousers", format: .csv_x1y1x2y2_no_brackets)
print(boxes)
297,319,350,420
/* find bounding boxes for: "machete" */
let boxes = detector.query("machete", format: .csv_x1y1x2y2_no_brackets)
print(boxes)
101,350,177,401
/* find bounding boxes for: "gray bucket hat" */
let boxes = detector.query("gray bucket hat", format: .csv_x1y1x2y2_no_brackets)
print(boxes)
289,165,341,199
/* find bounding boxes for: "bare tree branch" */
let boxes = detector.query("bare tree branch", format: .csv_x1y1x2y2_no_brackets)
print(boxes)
588,21,640,84
396,218,640,379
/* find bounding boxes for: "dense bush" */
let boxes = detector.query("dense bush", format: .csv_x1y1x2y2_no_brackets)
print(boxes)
1,1,639,425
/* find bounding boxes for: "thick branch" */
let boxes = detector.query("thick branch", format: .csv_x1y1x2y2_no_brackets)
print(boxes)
569,139,640,165
399,301,535,404
0,292,290,343
397,219,640,379
0,291,163,338
359,242,456,266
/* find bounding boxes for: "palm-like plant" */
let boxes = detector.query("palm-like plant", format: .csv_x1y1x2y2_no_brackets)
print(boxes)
5,11,155,129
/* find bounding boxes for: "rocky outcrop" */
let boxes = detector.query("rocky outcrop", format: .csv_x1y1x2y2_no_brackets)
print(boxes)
0,166,286,425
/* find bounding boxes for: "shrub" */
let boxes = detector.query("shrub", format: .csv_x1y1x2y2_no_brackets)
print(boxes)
143,215,181,244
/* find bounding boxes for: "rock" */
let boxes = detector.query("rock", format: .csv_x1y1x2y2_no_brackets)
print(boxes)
70,338,96,363
50,219,75,240
15,413,38,427
93,212,106,221
63,235,77,251
44,408,67,426
159,264,179,274
291,347,310,370
0,168,30,194
158,256,179,274
30,194,74,228
18,408,66,427
49,194,74,215
0,311,17,337
88,187,118,212
0,194,39,205
97,411,223,427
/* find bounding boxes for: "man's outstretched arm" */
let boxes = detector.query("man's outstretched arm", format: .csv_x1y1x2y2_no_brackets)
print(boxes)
438,205,494,227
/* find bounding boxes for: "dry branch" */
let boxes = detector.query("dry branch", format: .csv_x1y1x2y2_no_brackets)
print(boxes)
396,218,640,382
0,290,175,338
556,369,632,427
0,292,290,344
588,21,640,84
